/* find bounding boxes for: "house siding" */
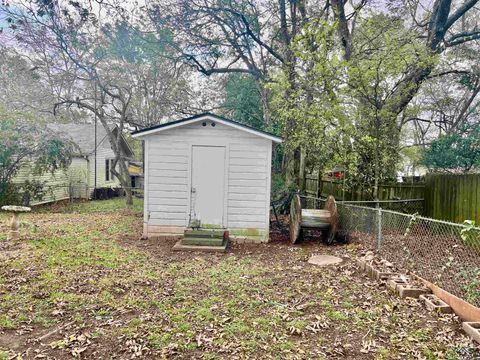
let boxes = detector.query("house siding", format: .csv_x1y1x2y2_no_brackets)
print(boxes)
12,157,89,205
12,135,124,205
86,137,122,196
143,121,272,241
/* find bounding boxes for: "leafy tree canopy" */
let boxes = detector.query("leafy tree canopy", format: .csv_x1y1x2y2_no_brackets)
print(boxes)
421,122,480,173
222,73,264,130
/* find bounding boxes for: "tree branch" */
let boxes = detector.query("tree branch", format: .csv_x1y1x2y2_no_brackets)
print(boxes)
445,0,479,31
427,69,471,79
213,7,285,64
446,30,480,46
184,54,259,77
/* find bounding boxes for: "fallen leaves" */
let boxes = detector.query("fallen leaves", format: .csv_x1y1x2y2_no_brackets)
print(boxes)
48,331,93,358
0,199,478,358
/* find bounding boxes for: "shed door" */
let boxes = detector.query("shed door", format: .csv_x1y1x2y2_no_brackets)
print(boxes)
191,146,226,227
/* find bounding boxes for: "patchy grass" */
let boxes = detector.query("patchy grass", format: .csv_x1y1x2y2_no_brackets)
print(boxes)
35,197,144,214
0,198,478,359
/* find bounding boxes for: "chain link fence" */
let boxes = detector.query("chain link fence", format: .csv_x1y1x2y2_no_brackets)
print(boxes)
341,203,480,307
302,196,424,215
301,195,480,307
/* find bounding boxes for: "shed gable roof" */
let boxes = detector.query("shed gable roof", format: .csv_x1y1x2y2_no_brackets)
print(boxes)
131,113,282,143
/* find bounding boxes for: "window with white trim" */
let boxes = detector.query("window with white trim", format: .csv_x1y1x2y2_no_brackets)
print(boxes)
105,159,115,181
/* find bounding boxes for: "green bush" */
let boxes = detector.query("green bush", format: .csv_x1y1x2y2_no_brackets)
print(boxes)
0,180,47,207
0,182,22,207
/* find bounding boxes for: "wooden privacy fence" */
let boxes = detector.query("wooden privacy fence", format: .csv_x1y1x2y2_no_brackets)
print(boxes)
425,173,480,224
305,172,480,223
305,175,425,202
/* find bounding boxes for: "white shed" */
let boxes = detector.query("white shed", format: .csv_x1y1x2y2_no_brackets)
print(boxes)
132,113,282,243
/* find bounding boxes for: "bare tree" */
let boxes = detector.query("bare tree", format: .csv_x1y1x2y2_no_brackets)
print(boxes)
2,1,138,205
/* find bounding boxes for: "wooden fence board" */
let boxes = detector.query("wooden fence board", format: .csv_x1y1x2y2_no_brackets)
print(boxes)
425,173,480,224
304,176,425,202
306,172,479,224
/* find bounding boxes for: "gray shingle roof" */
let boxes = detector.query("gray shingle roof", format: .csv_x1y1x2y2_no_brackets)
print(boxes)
47,123,111,155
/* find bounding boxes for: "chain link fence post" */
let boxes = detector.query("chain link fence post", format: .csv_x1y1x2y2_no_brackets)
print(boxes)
377,207,383,248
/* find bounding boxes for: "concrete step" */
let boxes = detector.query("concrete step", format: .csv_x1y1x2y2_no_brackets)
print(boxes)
182,237,224,246
184,229,225,239
173,239,227,253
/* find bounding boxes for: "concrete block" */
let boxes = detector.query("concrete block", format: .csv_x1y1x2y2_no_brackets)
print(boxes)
375,270,393,281
235,237,245,244
356,258,366,272
365,264,388,280
364,263,375,278
398,284,430,299
172,240,227,253
147,225,184,234
463,322,480,344
420,294,453,314
386,275,410,293
362,260,393,281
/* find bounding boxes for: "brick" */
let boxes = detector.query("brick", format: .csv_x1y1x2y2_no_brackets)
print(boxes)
376,270,393,281
420,294,452,314
235,238,245,244
356,258,366,272
398,284,430,299
386,276,410,293
368,265,377,279
463,322,480,344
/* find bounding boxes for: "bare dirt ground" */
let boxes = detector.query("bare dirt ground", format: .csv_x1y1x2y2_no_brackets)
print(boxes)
0,198,478,359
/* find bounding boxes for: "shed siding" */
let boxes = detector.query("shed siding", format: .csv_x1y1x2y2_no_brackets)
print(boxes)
227,142,269,230
144,121,272,237
146,137,189,227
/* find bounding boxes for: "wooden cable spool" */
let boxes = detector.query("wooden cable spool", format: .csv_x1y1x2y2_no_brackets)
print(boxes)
324,195,338,244
289,194,338,244
289,193,302,244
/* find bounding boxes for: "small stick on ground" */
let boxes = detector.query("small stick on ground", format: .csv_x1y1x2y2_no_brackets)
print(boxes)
38,320,75,342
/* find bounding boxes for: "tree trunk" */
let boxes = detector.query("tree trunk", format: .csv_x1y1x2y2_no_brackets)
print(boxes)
331,0,351,60
117,158,133,206
96,115,133,207
284,150,296,188
260,85,272,127
298,146,306,192
278,0,300,188
373,155,379,204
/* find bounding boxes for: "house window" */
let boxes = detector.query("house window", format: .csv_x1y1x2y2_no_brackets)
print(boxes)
105,159,115,181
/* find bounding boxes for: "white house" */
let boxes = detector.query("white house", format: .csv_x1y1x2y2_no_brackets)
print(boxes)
132,113,282,243
13,123,133,205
